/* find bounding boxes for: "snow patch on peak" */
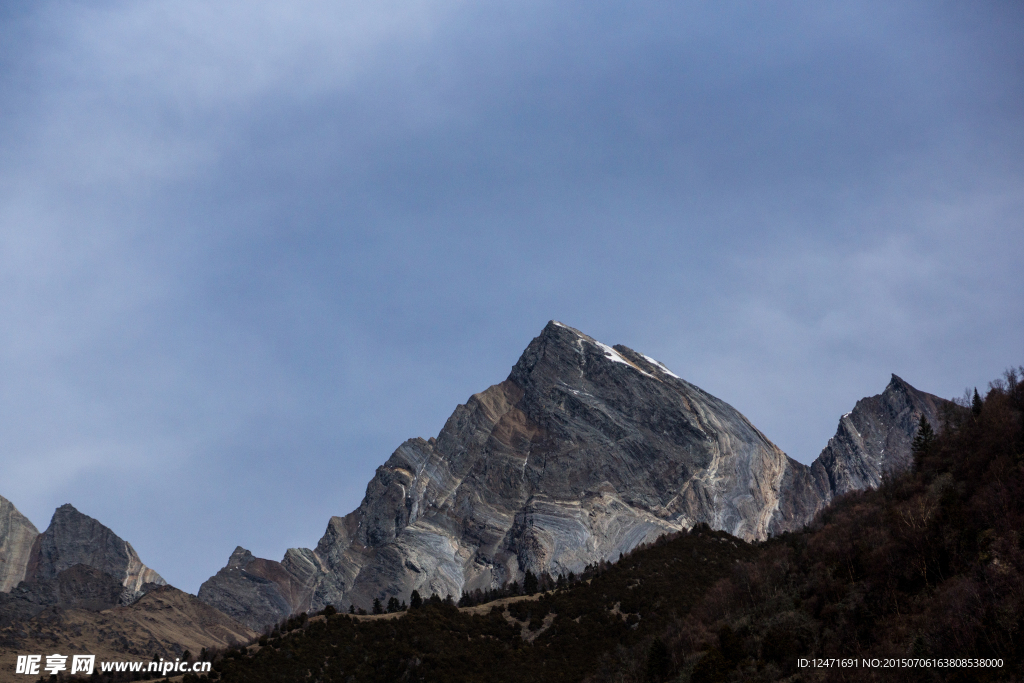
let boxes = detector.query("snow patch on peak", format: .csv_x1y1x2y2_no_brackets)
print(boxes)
590,340,653,378
641,354,681,379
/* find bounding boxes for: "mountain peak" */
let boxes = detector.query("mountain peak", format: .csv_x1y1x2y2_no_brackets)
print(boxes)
805,374,947,508
200,321,794,627
26,503,165,593
512,322,679,389
886,374,913,394
225,546,260,571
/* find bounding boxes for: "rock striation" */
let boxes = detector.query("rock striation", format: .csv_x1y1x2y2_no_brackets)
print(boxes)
24,504,165,599
201,322,800,626
199,323,949,629
197,547,319,631
0,496,38,593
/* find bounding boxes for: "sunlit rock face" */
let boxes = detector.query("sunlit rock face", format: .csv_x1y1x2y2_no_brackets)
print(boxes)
198,323,948,629
25,504,165,595
0,495,39,592
769,375,948,534
200,321,798,625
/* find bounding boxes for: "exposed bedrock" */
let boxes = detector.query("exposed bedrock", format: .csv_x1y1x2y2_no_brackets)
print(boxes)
0,496,38,593
24,504,165,595
201,322,793,625
769,374,947,534
198,322,948,629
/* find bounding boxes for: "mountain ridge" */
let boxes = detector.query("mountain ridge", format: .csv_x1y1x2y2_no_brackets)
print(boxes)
197,322,946,630
0,322,949,637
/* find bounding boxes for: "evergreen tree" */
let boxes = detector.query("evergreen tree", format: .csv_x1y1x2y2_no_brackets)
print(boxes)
409,590,422,610
372,597,383,615
972,387,983,416
524,571,539,595
386,596,400,613
912,414,936,465
645,638,672,682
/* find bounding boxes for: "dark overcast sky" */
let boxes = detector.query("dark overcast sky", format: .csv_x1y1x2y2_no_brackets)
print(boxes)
1,0,1021,594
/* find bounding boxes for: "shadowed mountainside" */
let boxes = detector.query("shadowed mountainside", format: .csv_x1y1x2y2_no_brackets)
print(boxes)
770,374,947,533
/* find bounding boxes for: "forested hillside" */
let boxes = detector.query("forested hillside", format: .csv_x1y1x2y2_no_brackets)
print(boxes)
183,368,1023,683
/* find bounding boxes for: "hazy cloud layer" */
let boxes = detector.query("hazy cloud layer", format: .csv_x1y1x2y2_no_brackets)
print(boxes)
2,0,1021,593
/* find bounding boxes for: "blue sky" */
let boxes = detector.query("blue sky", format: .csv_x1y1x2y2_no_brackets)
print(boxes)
1,0,1021,594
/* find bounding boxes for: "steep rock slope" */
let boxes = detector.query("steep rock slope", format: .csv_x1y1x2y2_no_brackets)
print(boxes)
197,547,319,631
24,504,165,598
201,321,797,625
0,497,38,593
770,374,947,533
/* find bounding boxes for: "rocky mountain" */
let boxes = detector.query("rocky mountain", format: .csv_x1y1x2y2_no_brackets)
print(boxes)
0,323,947,639
0,503,257,682
24,504,165,601
0,496,38,593
197,547,320,632
1,504,168,630
770,374,947,533
203,321,943,629
0,586,258,683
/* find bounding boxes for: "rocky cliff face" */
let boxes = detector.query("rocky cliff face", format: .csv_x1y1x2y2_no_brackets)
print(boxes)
769,374,947,533
199,323,949,629
200,321,800,626
0,504,254,669
196,547,320,631
25,504,165,597
0,496,38,593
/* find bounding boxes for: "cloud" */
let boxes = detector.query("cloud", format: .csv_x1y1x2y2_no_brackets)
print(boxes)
0,0,1021,591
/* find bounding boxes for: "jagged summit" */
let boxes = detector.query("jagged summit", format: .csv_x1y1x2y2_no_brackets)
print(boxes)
512,321,684,385
814,372,945,500
25,504,165,595
769,372,947,533
200,322,798,628
0,323,949,637
0,502,257,664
